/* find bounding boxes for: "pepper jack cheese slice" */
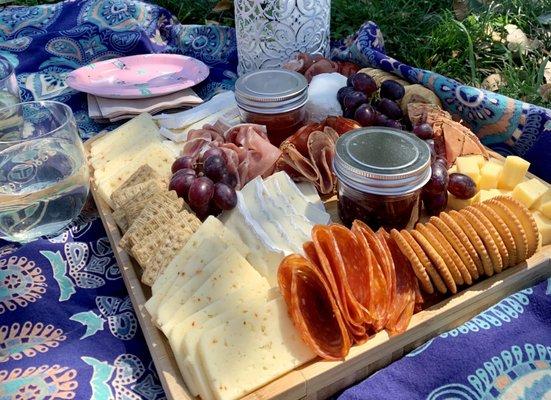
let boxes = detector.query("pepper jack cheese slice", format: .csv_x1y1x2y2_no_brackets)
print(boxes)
198,297,316,400
498,156,530,190
512,178,549,209
161,248,270,336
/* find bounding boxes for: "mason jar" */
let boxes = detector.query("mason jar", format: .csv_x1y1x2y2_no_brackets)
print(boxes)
333,127,432,230
234,0,331,75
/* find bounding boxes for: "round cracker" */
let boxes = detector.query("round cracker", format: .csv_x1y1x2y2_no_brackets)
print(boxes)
430,216,479,280
415,223,464,286
445,211,494,277
425,222,473,285
390,229,434,294
475,203,517,268
401,230,447,294
410,229,457,293
485,199,528,264
493,196,539,260
440,212,485,277
465,206,509,270
458,209,503,274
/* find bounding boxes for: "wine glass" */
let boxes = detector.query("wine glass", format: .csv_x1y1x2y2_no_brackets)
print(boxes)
0,55,20,109
0,101,90,242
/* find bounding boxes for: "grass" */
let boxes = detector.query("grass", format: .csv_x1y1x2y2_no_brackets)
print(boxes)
7,0,551,107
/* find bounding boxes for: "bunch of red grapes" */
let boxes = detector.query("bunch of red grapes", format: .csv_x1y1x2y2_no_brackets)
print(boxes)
170,148,238,220
338,72,406,129
414,123,477,215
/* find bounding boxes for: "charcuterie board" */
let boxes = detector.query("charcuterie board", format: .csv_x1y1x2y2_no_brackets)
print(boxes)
85,134,551,400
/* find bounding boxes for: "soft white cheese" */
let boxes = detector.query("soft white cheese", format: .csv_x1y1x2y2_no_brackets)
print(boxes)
197,297,316,400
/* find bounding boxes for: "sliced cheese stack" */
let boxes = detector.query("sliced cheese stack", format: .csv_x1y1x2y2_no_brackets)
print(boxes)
220,171,330,285
89,113,178,207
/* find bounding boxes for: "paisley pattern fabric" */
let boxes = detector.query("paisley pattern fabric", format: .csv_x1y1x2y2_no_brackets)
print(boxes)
0,1,549,399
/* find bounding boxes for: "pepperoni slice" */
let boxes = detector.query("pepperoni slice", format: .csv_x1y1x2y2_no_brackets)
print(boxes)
278,254,351,360
379,230,419,335
351,221,390,330
311,225,368,340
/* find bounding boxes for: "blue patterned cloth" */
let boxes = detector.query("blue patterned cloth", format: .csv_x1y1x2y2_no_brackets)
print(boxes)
0,1,550,399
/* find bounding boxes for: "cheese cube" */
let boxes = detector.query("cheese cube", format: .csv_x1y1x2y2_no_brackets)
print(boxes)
447,192,480,210
456,156,481,184
498,156,530,190
512,178,549,208
478,162,503,190
533,211,551,246
535,191,551,219
478,189,503,202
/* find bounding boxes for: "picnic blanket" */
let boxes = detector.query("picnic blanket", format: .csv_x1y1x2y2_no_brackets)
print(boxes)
0,1,550,399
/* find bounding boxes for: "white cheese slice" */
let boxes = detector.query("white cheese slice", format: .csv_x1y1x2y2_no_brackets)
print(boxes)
169,287,276,397
161,248,270,336
197,297,316,400
264,171,330,225
151,216,249,295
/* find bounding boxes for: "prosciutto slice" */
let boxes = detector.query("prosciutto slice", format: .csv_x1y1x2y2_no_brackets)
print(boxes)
278,254,351,360
181,123,281,189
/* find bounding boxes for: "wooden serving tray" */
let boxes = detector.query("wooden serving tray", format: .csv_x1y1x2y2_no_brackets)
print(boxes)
86,136,551,400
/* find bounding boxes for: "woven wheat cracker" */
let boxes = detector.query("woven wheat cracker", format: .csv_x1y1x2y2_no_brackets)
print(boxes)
112,208,129,232
390,229,434,294
118,164,162,191
112,179,163,210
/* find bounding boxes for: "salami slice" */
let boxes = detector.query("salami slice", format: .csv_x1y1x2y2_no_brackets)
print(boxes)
379,230,418,335
311,225,368,340
278,254,351,360
351,221,390,330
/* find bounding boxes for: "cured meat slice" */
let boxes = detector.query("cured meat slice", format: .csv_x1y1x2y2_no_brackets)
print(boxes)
379,230,419,335
311,225,367,340
308,129,337,195
278,254,351,360
351,221,391,330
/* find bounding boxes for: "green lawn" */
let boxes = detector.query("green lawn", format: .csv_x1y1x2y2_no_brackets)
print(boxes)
9,0,551,108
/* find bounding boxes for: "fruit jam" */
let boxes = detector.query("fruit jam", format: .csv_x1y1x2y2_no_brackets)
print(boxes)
333,127,431,231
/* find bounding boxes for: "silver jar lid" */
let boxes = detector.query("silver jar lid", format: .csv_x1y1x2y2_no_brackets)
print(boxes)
334,127,431,196
234,69,308,114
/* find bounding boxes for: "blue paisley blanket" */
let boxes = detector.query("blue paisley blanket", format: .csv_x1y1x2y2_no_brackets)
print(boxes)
0,1,549,399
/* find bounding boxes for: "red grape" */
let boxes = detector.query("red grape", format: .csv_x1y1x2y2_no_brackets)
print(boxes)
380,80,405,101
385,119,403,130
349,73,378,97
171,156,195,173
188,177,214,211
169,173,195,200
354,104,376,126
413,123,434,140
373,112,389,127
343,90,368,111
173,168,196,177
422,190,448,216
337,86,355,105
213,183,237,210
424,162,449,194
203,155,227,182
219,171,238,188
448,173,477,199
375,98,403,120
203,147,226,162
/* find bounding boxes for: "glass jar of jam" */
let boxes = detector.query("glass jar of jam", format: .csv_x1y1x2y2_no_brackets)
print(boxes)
333,127,431,230
234,69,308,147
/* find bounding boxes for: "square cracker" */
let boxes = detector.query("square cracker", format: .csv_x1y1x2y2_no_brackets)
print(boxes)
118,164,162,192
112,179,164,211
119,191,183,252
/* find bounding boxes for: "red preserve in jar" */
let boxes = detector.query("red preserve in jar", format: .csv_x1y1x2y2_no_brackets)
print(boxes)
333,127,431,230
234,69,308,147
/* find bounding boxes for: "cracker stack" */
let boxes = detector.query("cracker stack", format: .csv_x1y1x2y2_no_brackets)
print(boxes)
391,196,540,294
110,163,202,287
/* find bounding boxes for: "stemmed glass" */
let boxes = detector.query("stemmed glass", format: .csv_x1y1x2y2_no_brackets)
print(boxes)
0,55,20,109
0,101,89,242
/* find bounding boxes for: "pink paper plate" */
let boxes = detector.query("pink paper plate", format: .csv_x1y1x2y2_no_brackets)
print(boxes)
67,54,209,99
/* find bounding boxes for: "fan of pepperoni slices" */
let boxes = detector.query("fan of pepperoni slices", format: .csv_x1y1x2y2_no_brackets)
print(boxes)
278,221,422,361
